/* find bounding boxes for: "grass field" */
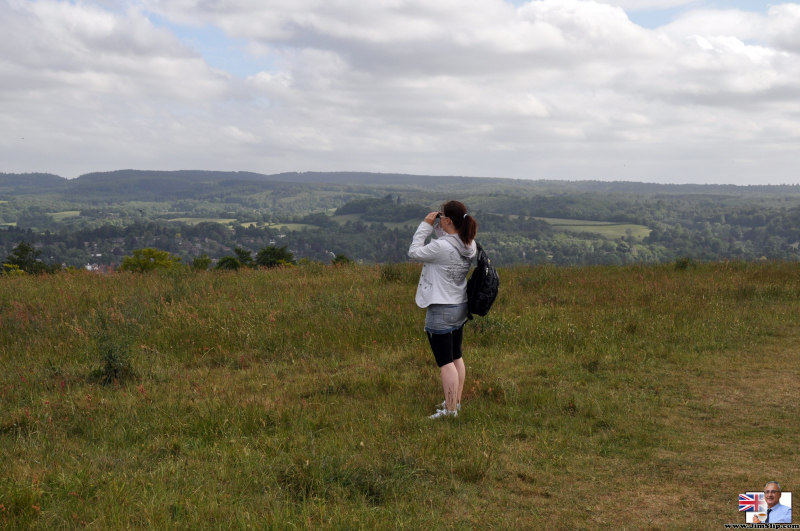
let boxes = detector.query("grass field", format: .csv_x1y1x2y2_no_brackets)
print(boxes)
559,223,650,239
0,222,16,227
168,218,237,225
534,217,652,239
534,217,633,226
264,223,320,232
48,211,82,222
1,263,799,529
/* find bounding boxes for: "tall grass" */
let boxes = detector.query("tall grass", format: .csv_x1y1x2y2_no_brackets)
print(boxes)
1,262,799,529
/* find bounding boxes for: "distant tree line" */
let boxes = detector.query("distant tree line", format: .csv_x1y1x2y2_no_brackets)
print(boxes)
3,186,800,269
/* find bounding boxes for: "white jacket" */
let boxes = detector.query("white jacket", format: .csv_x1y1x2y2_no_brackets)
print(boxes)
408,222,477,308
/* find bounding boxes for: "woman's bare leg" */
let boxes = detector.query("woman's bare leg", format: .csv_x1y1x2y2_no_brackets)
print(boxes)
453,357,465,405
440,363,459,412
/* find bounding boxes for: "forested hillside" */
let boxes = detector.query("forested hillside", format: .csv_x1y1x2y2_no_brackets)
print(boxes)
2,170,800,269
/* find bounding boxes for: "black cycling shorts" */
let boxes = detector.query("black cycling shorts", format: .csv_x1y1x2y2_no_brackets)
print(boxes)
427,325,464,368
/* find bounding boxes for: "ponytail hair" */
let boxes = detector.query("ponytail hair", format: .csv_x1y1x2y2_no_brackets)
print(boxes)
441,200,477,246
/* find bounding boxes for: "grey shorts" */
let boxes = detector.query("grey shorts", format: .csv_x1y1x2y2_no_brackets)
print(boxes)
425,302,468,334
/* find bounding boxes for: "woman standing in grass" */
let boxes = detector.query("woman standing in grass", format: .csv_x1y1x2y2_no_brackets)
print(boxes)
408,200,477,419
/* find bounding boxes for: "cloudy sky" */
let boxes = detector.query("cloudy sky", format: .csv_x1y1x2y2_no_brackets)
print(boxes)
1,0,798,184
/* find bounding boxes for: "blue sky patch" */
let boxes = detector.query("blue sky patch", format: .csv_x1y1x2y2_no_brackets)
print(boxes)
147,14,274,78
504,1,772,29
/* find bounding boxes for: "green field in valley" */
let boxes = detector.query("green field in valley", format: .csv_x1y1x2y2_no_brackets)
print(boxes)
165,220,319,231
48,211,82,222
271,211,626,234
168,217,238,225
558,223,650,239
1,262,799,529
532,217,627,226
534,217,652,239
264,223,320,231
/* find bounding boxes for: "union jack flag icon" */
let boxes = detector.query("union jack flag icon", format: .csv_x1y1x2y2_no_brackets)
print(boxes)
739,492,766,512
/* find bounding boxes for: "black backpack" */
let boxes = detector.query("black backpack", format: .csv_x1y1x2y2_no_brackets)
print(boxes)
466,242,499,319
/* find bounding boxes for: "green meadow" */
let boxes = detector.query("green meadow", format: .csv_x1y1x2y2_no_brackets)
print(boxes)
167,217,238,225
533,217,652,239
47,212,82,222
264,224,320,232
167,220,318,230
278,211,648,237
1,263,799,529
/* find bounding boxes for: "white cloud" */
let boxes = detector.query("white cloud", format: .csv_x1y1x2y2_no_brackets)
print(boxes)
1,0,800,183
220,125,261,144
659,8,768,41
0,0,239,175
0,1,230,100
769,3,800,53
595,0,696,10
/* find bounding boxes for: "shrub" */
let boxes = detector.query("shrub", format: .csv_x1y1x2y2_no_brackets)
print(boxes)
255,245,296,268
214,248,257,271
675,256,692,270
234,248,255,269
1,263,26,276
90,314,134,385
215,256,241,271
119,248,181,272
191,254,212,271
331,253,354,266
3,241,58,274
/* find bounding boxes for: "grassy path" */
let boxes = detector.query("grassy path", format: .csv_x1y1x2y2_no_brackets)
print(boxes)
1,263,798,529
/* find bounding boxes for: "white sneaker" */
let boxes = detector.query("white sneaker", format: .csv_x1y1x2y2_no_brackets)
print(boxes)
438,401,461,412
429,408,458,419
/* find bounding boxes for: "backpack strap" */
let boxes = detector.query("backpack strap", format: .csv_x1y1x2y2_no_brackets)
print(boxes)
465,240,482,321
